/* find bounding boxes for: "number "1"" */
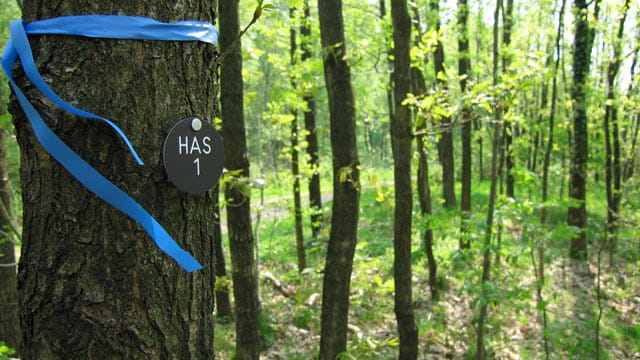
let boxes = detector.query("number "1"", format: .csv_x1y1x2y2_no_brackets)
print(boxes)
193,157,200,176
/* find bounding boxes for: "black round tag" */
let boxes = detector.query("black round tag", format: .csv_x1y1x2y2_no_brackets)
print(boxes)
163,117,225,194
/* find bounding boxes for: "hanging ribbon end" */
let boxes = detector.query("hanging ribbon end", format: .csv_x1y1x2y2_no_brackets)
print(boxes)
182,260,203,273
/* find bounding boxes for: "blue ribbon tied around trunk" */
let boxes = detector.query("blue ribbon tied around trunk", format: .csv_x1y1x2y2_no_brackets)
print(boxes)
2,15,219,272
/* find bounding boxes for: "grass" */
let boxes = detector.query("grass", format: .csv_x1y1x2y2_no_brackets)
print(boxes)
214,165,640,359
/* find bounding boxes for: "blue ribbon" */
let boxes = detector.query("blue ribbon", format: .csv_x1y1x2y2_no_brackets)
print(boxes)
2,15,219,272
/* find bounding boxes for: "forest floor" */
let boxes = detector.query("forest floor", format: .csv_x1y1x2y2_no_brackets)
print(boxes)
214,182,640,359
214,251,640,359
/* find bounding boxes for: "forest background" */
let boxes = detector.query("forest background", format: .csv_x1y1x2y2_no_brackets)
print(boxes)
0,0,639,359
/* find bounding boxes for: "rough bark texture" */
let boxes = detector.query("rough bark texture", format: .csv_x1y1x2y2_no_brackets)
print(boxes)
318,0,360,358
0,127,19,354
11,1,217,358
390,1,418,358
218,1,261,359
568,0,599,260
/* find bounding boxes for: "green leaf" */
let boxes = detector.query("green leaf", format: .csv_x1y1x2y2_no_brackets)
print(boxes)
284,0,304,8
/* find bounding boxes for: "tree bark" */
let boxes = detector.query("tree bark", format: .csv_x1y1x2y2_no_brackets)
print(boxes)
390,0,418,358
219,1,261,358
568,0,600,260
11,1,217,358
318,0,361,358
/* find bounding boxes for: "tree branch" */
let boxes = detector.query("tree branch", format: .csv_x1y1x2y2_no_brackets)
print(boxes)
216,11,261,65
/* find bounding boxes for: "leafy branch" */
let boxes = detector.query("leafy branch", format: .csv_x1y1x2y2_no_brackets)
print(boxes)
216,0,274,65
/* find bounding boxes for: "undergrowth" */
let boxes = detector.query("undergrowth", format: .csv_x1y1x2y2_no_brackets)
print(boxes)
215,167,640,359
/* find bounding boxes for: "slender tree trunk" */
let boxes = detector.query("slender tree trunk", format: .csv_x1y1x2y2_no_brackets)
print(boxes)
219,1,261,358
408,0,438,302
476,120,485,181
458,0,472,249
291,111,306,271
318,0,361,358
623,38,639,182
475,98,502,360
390,1,418,358
538,1,567,356
603,0,629,265
11,1,217,358
430,0,456,209
414,71,438,300
300,0,323,239
503,0,515,199
474,2,485,181
567,0,600,260
492,0,505,269
290,9,307,272
382,0,396,164
624,113,640,180
213,186,233,319
0,125,19,354
474,1,502,357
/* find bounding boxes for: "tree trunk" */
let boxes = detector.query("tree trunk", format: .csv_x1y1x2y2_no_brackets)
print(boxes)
412,67,438,301
213,186,233,319
430,0,456,209
538,1,566,356
503,0,515,199
475,110,502,360
289,8,307,272
409,3,438,301
623,39,639,182
300,0,323,239
458,0,472,249
603,0,629,265
11,1,217,358
391,1,418,358
318,0,361,358
219,1,261,358
474,1,502,357
0,126,19,354
568,0,600,260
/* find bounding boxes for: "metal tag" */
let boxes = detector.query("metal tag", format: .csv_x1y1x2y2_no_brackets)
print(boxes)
163,117,225,194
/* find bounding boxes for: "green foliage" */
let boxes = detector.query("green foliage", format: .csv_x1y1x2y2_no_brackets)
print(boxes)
0,342,15,360
1,0,638,358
